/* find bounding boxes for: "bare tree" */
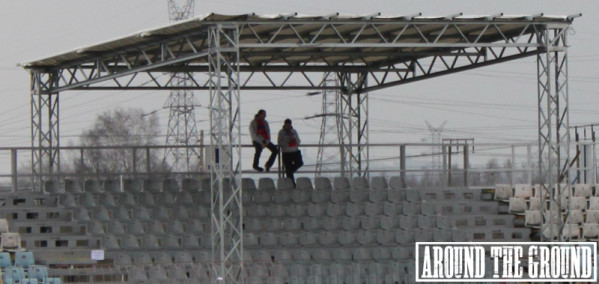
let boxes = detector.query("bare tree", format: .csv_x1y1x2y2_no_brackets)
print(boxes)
73,108,169,177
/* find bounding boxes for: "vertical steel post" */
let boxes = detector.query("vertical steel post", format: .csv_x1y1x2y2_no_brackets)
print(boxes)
338,72,369,178
536,24,571,241
30,71,60,191
11,149,17,193
208,24,243,283
400,145,406,188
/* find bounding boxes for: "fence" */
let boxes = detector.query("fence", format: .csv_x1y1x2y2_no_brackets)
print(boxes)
0,141,595,192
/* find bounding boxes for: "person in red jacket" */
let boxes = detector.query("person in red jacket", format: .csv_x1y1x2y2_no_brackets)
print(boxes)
249,109,278,172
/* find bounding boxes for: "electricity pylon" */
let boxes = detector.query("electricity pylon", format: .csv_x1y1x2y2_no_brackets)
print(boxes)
164,0,203,172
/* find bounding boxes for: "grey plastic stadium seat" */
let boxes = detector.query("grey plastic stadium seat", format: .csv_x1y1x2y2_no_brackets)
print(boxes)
181,234,201,248
349,189,368,203
351,177,369,190
494,184,512,201
376,230,395,245
380,216,396,230
92,207,111,222
128,220,146,235
0,219,8,234
244,218,261,232
590,197,599,210
360,216,379,230
101,235,120,250
253,189,272,204
373,247,392,261
389,176,405,190
79,192,97,208
528,198,542,210
152,207,171,221
311,187,331,203
174,251,193,265
509,198,527,214
363,202,382,216
368,189,387,203
312,249,332,262
330,189,350,203
182,178,199,192
541,224,560,240
158,191,176,206
165,220,185,235
291,190,310,203
107,220,126,235
74,207,91,222
279,232,299,247
261,218,283,231
44,180,61,194
317,231,336,246
112,253,132,266
322,216,341,231
173,207,190,220
286,203,306,217
176,191,194,207
341,216,360,230
142,234,160,249
273,189,291,204
399,215,417,229
567,210,584,224
405,189,421,202
269,204,286,218
185,219,206,234
258,178,276,191
113,207,130,221
246,204,267,218
356,230,375,245
415,229,434,242
119,192,137,207
583,223,599,239
143,179,162,193
433,229,452,242
59,193,77,208
338,231,356,246
569,197,587,211
283,217,301,231
353,247,371,261
307,203,326,217
163,179,179,192
326,203,344,217
99,192,117,208
514,184,533,198
277,178,295,190
371,176,388,189
122,234,140,249
133,252,153,266
87,221,105,235
301,216,321,231
574,184,592,197
64,179,82,193
298,232,317,247
124,179,142,193
84,179,102,193
314,177,332,190
395,229,415,244
128,266,148,282
103,180,121,193
296,177,313,190
400,201,419,215
387,189,405,202
586,210,599,223
147,221,165,235
562,224,580,239
382,201,398,216
132,207,151,220
418,216,437,229
138,191,155,206
332,248,352,262
332,177,350,190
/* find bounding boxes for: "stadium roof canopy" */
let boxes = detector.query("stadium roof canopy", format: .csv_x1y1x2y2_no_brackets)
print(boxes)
22,12,579,94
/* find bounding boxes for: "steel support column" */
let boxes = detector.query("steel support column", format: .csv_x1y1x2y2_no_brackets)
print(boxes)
536,24,571,241
338,72,369,178
208,25,243,282
31,71,60,191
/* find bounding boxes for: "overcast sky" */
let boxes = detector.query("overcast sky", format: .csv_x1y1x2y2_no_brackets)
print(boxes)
0,0,597,162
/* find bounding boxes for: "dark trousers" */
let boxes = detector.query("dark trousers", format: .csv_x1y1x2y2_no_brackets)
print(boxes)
253,141,278,169
282,150,304,184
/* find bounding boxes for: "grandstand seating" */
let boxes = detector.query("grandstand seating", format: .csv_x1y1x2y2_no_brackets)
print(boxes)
0,176,549,283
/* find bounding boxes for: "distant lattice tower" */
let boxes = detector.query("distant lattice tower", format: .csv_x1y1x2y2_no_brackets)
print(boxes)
164,0,202,172
426,121,446,171
314,73,347,178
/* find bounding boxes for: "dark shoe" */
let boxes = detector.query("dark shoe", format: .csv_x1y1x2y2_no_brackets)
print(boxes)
265,165,271,172
253,166,264,172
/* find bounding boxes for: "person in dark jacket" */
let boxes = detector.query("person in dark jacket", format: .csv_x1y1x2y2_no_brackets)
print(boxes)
277,119,304,186
249,109,278,172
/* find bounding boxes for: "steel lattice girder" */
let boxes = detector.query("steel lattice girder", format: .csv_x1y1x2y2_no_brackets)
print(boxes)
23,20,568,94
30,72,60,190
536,23,571,241
207,25,244,283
